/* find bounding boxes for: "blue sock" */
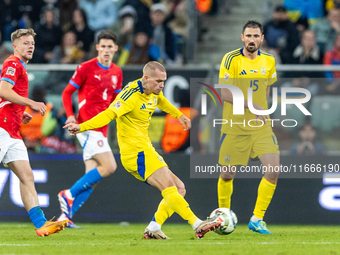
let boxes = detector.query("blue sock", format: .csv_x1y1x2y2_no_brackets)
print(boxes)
28,206,47,229
70,168,102,198
72,188,94,217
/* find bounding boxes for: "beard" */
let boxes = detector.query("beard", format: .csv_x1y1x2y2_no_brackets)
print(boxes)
245,43,260,53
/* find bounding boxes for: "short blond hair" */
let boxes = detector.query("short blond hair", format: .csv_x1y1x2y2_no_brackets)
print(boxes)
11,28,36,43
143,61,166,75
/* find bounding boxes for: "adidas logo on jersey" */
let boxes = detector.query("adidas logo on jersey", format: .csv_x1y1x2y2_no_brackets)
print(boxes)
239,70,247,75
140,103,146,110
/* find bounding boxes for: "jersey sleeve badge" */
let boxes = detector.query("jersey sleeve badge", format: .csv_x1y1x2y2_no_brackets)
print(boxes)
113,100,121,109
6,67,16,76
224,72,230,81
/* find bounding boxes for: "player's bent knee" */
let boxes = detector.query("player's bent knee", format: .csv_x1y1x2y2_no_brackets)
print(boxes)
263,167,280,180
264,173,280,182
97,165,116,178
220,176,234,182
220,170,235,181
104,162,117,176
104,167,116,177
177,185,186,197
108,164,117,174
21,171,35,184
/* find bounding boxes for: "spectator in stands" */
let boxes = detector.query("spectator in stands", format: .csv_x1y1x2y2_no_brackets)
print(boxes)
326,0,340,11
162,0,186,32
57,0,78,32
79,0,118,33
281,77,319,96
284,0,324,26
117,30,161,66
0,0,20,41
20,85,56,153
108,5,137,62
0,32,13,63
123,0,161,36
311,8,340,53
31,8,62,63
150,3,176,63
70,8,95,56
162,0,188,64
261,39,282,64
49,30,85,64
17,0,45,29
40,0,60,26
323,33,340,92
263,5,300,64
290,122,326,155
288,30,323,76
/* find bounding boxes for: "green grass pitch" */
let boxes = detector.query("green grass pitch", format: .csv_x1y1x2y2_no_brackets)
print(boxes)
0,223,339,255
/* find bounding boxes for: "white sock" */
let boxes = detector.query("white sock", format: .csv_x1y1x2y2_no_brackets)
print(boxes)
58,213,68,221
251,215,262,222
146,221,161,231
192,219,203,230
65,189,74,200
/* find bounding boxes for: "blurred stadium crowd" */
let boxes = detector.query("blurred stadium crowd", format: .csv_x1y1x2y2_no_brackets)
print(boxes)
0,0,191,65
259,0,340,154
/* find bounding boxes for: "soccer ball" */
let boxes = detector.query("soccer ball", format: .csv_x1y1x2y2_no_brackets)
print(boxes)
209,208,238,235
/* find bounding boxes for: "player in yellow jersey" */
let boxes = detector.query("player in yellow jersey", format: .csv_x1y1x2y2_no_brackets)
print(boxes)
217,20,280,234
64,61,221,239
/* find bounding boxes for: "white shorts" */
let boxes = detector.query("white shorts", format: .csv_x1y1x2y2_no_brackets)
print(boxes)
76,131,111,161
0,128,29,167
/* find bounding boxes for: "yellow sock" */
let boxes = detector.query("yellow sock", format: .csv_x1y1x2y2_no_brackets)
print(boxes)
154,199,174,225
218,178,233,208
162,186,198,226
253,178,276,219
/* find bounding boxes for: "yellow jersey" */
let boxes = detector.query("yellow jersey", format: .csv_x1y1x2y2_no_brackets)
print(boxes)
219,48,277,134
109,78,183,154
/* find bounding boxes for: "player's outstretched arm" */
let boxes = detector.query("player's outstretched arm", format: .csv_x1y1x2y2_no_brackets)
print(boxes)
63,108,117,136
0,80,46,115
62,83,77,123
157,93,183,118
64,123,80,136
179,115,191,131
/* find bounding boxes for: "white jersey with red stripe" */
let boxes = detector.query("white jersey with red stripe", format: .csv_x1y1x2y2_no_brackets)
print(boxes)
68,58,123,137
